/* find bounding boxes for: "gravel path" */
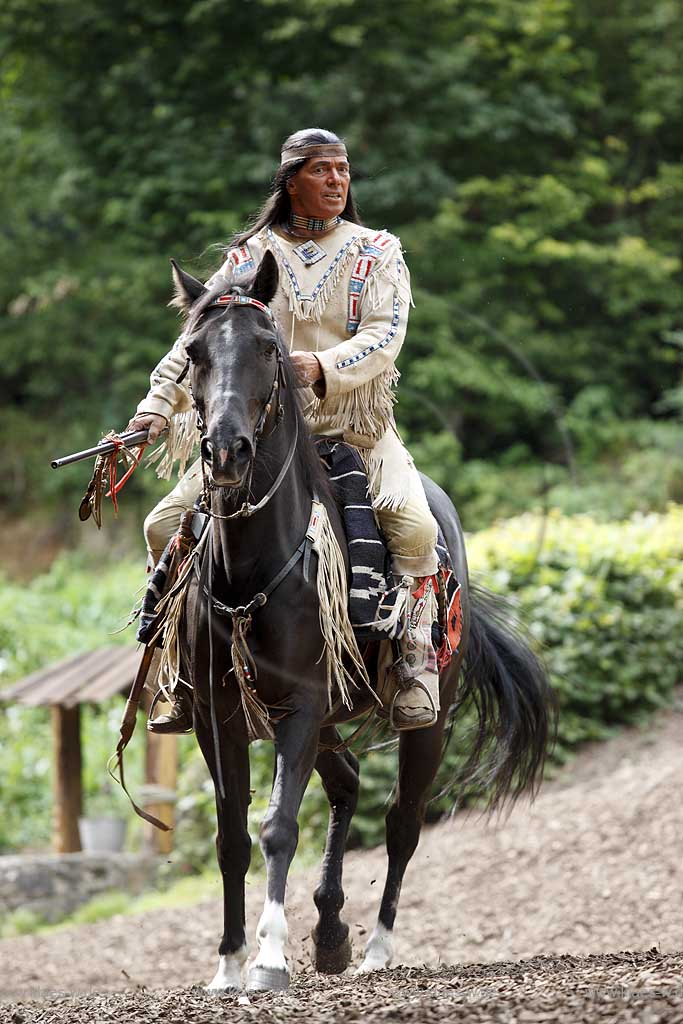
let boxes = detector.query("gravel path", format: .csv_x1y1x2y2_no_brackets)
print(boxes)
2,706,683,1021
5,952,683,1024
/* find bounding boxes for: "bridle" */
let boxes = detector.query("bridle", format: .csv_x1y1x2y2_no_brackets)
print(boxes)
183,292,297,520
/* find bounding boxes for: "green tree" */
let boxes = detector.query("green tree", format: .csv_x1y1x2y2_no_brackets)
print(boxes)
0,0,681,526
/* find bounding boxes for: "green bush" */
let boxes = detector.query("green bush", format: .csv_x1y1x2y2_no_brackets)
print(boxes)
68,890,131,925
468,504,683,760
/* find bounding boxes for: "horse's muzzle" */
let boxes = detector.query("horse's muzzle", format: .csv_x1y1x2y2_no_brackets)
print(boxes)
201,434,253,486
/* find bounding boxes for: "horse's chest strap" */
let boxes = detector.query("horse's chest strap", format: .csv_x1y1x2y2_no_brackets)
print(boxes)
206,534,310,623
202,495,321,666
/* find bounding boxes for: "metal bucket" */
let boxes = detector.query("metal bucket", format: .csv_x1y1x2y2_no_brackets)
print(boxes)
78,816,127,853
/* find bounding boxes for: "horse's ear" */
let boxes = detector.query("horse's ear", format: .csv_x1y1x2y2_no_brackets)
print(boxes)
250,251,279,307
169,258,207,313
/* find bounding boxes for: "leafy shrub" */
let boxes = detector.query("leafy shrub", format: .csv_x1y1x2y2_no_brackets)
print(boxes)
468,505,683,760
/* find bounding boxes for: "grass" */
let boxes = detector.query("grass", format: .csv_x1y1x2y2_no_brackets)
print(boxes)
0,870,223,939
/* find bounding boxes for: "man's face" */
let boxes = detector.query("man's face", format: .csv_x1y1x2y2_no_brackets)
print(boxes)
286,157,351,220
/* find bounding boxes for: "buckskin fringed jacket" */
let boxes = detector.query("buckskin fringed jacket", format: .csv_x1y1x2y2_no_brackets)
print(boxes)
136,219,417,510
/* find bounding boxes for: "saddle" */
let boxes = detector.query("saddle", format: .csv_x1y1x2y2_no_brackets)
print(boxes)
137,441,462,669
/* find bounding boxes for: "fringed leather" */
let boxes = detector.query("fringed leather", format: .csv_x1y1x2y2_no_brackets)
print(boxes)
362,256,413,314
264,228,366,326
150,550,198,694
357,424,415,513
230,614,275,742
146,409,199,480
309,366,400,442
367,575,414,639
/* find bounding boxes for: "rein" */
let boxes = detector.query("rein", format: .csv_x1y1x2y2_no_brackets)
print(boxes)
205,416,298,521
185,291,313,756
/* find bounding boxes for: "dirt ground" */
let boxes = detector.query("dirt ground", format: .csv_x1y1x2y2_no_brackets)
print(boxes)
2,706,683,1023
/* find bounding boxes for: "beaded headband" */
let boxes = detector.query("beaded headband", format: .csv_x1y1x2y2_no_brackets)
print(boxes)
280,142,348,167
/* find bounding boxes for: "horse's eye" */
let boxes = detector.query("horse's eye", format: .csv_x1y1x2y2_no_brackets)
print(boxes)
265,342,277,358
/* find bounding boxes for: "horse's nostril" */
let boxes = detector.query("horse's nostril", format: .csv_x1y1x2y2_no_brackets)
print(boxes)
232,437,251,461
200,437,214,464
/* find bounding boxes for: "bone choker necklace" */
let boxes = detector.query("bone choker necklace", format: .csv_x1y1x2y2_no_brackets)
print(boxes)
287,213,343,235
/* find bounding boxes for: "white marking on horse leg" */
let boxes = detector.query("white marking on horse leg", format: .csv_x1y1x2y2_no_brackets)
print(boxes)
356,922,394,974
251,899,289,973
205,944,248,991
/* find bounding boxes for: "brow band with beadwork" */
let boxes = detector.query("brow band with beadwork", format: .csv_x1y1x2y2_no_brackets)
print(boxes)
210,294,277,325
280,143,349,166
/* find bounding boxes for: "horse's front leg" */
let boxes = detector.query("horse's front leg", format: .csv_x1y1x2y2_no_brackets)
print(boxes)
248,706,320,992
194,709,251,991
311,726,360,973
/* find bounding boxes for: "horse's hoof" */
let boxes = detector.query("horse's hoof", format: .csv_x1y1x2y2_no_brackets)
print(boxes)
312,934,353,974
247,966,290,992
205,950,247,991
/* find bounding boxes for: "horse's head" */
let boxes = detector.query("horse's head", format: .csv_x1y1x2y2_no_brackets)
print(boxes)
171,253,281,488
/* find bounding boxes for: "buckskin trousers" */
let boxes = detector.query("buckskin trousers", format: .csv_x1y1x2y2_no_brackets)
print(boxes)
144,449,438,577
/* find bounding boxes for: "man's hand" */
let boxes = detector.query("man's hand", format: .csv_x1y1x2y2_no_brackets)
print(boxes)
125,412,168,444
290,351,323,388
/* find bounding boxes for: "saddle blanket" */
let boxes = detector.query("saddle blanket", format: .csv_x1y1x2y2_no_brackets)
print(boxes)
137,442,462,667
315,440,461,666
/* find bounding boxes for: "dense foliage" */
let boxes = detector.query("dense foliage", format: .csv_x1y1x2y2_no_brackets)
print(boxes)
468,505,683,751
3,506,681,857
1,0,681,529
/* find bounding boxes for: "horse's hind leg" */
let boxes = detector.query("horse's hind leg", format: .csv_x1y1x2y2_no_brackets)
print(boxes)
311,727,360,974
357,718,445,974
194,712,251,991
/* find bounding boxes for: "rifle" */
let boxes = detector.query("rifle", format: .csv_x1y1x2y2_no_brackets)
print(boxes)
51,427,166,526
51,428,152,469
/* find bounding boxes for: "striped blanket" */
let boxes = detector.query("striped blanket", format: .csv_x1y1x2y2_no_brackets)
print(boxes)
316,440,462,665
315,438,390,640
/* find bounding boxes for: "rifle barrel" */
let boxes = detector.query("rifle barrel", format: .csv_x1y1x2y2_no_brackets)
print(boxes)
51,429,151,469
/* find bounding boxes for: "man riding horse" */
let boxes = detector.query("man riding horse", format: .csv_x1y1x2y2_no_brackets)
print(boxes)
128,127,441,733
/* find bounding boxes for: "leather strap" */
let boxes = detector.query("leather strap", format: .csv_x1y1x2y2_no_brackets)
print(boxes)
108,644,172,832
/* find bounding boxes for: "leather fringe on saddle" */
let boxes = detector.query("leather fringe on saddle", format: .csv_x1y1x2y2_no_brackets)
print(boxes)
227,595,273,741
152,539,201,698
310,502,374,712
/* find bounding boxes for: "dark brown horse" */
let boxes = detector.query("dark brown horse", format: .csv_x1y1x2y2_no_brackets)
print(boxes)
170,253,554,992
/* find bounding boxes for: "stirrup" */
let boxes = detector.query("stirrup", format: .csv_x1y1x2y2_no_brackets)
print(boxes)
146,686,194,735
389,679,438,732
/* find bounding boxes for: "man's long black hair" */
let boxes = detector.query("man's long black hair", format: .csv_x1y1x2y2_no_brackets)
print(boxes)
231,128,362,246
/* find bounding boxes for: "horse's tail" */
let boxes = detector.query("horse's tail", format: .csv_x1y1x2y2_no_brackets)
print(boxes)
445,582,557,809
